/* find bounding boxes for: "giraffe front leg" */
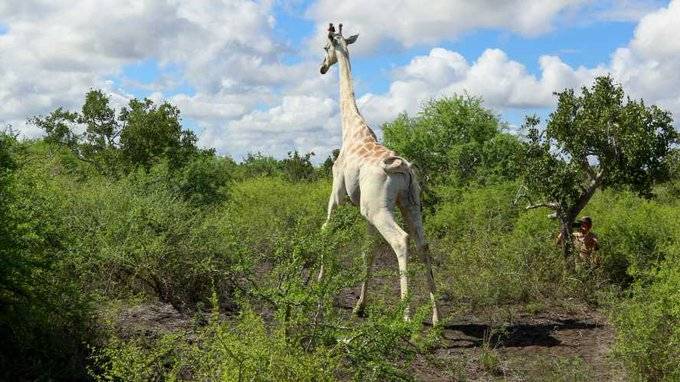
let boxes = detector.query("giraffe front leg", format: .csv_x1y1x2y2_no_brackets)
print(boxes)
354,225,379,317
318,174,345,282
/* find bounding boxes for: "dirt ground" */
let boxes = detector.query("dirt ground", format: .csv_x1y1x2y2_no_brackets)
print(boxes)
415,309,621,381
335,248,625,381
335,285,621,381
115,246,624,381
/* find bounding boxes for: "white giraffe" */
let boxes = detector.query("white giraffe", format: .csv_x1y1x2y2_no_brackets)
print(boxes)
318,23,439,324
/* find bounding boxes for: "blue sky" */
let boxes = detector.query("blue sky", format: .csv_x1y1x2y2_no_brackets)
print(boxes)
1,0,678,160
114,5,638,103
109,1,653,131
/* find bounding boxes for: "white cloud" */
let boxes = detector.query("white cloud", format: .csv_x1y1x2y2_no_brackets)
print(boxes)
356,48,604,126
172,92,263,123
628,0,680,60
199,94,340,160
229,95,336,133
354,0,680,130
305,0,583,54
0,0,282,135
593,0,668,22
2,0,679,163
608,0,680,115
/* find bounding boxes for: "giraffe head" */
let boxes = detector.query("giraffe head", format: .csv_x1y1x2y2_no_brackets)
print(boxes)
320,23,359,74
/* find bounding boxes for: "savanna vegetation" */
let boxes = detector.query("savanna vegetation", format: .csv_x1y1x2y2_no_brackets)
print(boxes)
1,76,678,381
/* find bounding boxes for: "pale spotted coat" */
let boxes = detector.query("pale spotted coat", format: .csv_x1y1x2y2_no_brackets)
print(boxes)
318,26,439,325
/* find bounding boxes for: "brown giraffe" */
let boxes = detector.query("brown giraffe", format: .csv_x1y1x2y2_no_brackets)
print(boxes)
318,23,439,324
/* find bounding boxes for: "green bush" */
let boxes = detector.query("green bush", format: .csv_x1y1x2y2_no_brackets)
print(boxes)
66,164,236,310
236,152,284,179
93,300,433,382
173,155,235,206
584,190,679,285
428,182,564,306
0,134,96,380
382,95,522,200
612,254,680,381
94,306,339,382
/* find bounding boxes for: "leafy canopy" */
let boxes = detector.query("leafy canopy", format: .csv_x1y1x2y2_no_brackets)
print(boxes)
521,76,677,222
383,95,522,190
32,89,204,175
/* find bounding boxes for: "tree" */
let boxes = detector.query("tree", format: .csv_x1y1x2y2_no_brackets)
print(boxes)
237,152,284,179
0,130,19,299
319,149,340,179
382,95,522,205
0,130,94,380
32,90,202,175
281,150,315,182
174,154,236,206
118,98,199,171
520,76,678,266
32,90,120,175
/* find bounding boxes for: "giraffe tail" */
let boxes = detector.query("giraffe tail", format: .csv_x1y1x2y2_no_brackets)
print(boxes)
381,157,420,207
405,163,421,207
380,156,409,173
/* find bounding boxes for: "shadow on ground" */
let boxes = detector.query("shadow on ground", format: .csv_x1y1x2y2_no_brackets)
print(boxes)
441,318,603,349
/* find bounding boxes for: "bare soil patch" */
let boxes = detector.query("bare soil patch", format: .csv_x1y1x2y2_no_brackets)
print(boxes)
336,247,624,381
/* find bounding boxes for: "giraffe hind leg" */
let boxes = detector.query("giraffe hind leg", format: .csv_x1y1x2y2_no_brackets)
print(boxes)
399,202,439,325
366,207,411,321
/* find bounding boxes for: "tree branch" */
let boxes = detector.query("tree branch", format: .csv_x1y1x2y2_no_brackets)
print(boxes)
515,185,561,211
569,169,604,218
525,202,560,211
72,146,105,174
578,154,596,181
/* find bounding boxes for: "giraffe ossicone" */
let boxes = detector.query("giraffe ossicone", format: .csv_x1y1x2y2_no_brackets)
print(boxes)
318,23,439,325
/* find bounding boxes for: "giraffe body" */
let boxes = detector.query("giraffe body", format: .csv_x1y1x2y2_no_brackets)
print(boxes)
319,24,439,324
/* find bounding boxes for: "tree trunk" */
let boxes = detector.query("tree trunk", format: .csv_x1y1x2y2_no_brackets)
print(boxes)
559,218,575,272
561,172,602,271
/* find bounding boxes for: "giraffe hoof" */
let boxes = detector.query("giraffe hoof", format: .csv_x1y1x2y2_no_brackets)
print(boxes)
432,308,440,326
403,307,411,322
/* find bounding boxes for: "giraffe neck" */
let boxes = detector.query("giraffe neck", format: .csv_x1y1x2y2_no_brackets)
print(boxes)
337,50,376,145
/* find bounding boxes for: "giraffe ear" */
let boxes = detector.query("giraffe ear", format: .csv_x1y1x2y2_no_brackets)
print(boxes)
345,34,359,45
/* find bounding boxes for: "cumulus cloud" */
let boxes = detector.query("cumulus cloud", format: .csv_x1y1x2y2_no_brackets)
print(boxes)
305,0,583,54
228,95,336,133
593,0,668,22
199,94,341,160
355,0,680,131
607,0,680,116
357,48,604,126
2,0,680,162
0,0,283,135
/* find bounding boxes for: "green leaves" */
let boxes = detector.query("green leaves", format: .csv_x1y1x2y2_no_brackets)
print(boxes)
382,95,522,206
612,252,680,380
282,150,317,182
539,76,675,198
119,98,199,171
31,90,204,177
522,75,677,221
